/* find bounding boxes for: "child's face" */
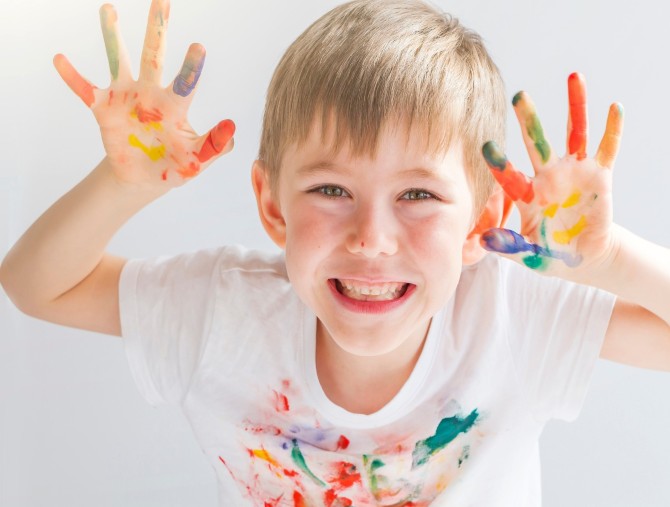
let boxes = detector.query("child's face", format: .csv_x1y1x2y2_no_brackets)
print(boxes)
259,120,478,357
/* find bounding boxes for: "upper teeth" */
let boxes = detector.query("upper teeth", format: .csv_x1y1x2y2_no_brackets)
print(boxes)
338,279,405,297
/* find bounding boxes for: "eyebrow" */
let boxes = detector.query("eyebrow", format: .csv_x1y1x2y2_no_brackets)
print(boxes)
296,161,442,180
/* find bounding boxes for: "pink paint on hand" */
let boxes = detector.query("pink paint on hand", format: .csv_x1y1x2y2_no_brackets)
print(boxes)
197,119,236,163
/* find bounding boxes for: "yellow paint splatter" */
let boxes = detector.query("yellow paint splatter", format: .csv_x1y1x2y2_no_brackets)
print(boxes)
561,191,581,209
553,215,587,245
251,449,281,467
544,203,559,218
128,134,166,161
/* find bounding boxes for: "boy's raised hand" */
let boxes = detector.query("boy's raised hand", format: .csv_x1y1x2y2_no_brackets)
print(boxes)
480,73,624,280
53,0,234,189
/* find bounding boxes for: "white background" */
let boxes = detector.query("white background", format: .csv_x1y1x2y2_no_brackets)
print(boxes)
1,0,670,505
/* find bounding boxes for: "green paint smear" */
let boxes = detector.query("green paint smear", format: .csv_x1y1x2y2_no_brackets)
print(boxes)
362,454,386,493
101,10,119,80
523,254,548,271
291,439,326,487
526,114,551,163
512,91,524,106
412,409,479,468
482,141,507,171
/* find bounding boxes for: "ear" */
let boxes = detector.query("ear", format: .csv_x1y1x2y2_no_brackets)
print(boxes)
251,160,286,249
462,186,513,265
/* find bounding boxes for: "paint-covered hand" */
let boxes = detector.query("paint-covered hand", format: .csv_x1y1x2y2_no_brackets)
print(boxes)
53,0,234,188
480,73,624,279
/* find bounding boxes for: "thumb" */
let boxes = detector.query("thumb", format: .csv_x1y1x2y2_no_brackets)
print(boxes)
196,119,236,164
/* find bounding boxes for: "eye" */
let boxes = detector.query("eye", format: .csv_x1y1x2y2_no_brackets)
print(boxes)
310,185,350,198
401,189,436,201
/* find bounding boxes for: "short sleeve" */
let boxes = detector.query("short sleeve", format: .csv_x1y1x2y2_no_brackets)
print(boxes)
499,258,616,422
119,248,223,407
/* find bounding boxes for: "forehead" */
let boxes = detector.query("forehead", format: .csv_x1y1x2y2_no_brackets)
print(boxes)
282,115,466,178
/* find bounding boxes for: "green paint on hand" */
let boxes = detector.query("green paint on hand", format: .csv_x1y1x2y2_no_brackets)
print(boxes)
523,254,548,271
482,141,507,171
526,114,551,163
412,409,479,468
101,8,120,80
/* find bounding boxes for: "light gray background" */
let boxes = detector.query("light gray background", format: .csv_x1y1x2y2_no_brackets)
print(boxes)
1,0,669,505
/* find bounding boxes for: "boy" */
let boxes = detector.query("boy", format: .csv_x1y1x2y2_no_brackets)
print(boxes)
1,0,669,505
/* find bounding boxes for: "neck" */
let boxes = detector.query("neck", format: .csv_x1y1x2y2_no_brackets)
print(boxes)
315,319,429,415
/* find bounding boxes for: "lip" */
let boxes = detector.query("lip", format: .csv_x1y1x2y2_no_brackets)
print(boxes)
327,278,416,314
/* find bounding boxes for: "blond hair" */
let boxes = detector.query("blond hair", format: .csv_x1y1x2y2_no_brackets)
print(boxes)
258,0,506,215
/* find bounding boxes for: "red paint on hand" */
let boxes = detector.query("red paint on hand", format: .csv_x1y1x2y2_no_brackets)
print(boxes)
133,103,164,123
336,435,350,451
490,160,534,204
197,119,236,163
568,72,588,160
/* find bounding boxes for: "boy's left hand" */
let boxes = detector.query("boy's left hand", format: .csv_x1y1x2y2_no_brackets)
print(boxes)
480,72,624,282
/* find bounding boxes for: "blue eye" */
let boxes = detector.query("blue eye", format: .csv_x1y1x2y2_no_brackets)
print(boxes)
402,189,435,201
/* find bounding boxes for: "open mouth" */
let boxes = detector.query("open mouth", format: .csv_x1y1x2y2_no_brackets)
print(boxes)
333,279,410,302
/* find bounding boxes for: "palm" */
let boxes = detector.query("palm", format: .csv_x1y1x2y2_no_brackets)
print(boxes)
481,73,623,278
53,0,234,187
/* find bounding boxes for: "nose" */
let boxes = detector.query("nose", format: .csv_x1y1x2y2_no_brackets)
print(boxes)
345,202,398,257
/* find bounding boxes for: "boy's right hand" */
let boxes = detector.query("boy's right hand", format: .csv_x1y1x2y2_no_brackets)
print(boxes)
53,0,235,190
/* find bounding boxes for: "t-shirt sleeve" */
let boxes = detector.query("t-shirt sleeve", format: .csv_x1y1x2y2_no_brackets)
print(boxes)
119,248,223,407
499,258,616,423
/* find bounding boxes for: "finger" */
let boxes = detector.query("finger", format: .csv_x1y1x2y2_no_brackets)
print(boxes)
196,120,236,163
595,103,624,169
482,141,535,204
512,91,556,168
567,72,588,160
139,0,170,83
99,4,132,82
172,43,206,100
53,54,98,108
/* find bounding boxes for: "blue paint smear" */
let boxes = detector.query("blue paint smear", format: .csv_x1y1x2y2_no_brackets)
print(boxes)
173,56,205,97
481,228,582,268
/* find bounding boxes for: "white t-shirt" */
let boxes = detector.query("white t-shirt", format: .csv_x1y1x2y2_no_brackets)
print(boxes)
119,245,615,506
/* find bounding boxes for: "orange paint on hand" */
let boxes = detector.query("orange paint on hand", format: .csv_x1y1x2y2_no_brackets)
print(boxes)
132,104,163,123
197,119,236,163
53,53,97,107
596,103,624,168
568,73,588,160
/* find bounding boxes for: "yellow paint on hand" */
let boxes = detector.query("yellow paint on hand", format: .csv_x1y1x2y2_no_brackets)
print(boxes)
128,134,166,161
553,215,587,245
561,191,581,209
544,203,559,218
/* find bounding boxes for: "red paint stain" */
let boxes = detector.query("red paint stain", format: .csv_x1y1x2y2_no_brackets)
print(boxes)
162,170,168,181
108,90,114,106
293,491,307,507
568,72,587,160
336,435,350,451
133,103,163,123
274,391,290,412
328,461,361,489
197,119,235,163
324,489,353,506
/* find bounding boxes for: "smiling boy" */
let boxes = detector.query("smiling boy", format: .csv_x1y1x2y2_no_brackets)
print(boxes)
1,0,670,505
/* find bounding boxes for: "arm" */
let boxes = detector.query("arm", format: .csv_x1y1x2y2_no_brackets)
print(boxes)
479,73,670,370
0,0,234,336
